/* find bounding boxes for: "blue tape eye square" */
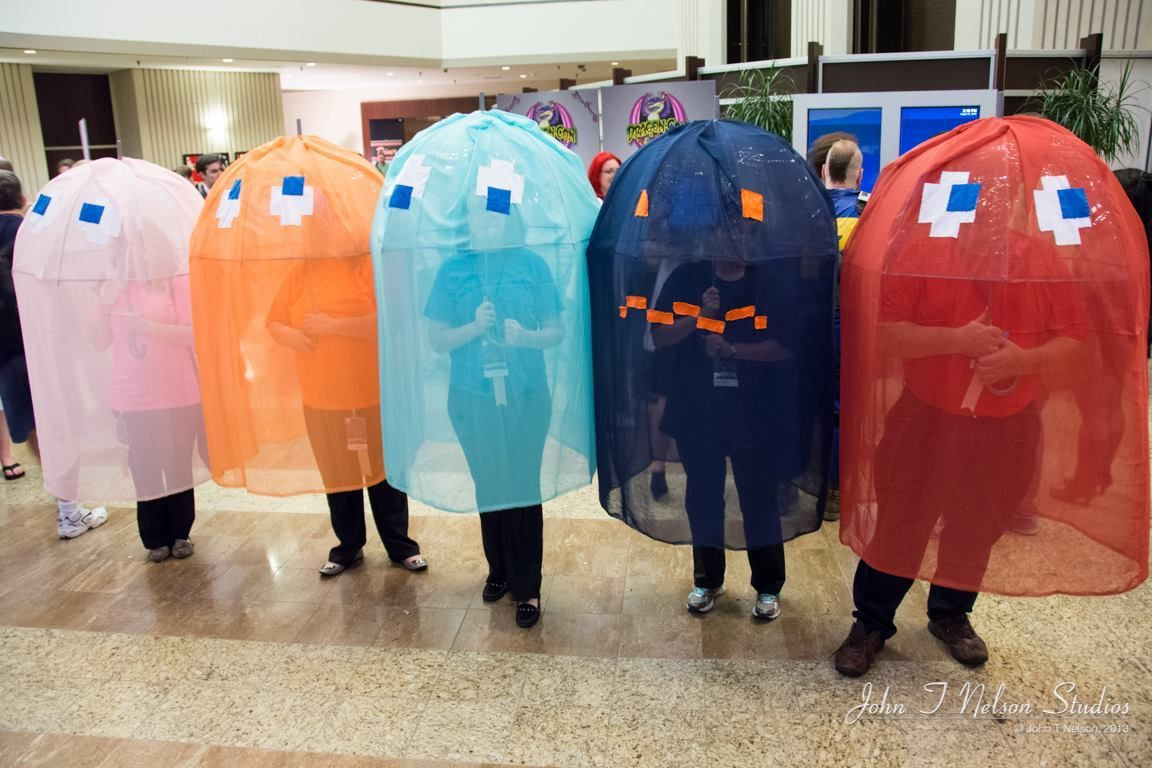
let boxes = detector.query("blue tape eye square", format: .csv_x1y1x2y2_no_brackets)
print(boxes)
486,186,511,214
389,184,413,209
31,195,51,216
1058,187,1090,219
228,179,242,200
946,183,980,213
78,202,105,224
282,176,305,196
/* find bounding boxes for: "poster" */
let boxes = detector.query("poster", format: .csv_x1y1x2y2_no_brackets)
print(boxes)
600,80,718,160
494,89,601,167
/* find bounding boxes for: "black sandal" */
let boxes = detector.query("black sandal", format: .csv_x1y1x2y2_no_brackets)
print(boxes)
3,463,24,481
482,580,508,602
516,602,540,629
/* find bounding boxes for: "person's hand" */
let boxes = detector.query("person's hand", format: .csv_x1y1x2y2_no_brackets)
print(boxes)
282,327,317,353
975,338,1031,383
704,334,733,359
303,311,337,338
955,309,1003,358
504,318,528,347
474,301,497,332
702,286,720,317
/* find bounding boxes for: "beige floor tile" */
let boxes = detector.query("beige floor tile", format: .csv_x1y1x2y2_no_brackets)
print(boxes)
303,694,422,757
355,647,448,699
0,731,40,765
519,655,620,709
545,575,625,614
506,703,613,768
11,733,120,768
606,708,709,768
96,738,207,768
404,700,518,764
372,606,468,651
618,614,703,659
188,637,291,684
450,608,623,657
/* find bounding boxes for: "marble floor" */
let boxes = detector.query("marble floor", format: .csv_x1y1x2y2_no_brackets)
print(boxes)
0,449,1148,768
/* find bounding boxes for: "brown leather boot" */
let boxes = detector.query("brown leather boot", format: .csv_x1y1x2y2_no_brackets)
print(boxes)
833,621,885,677
928,614,989,666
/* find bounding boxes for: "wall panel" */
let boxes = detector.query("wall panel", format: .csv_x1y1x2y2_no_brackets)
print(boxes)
0,63,48,199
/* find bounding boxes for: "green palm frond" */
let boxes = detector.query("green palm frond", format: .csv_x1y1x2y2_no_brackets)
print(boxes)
721,66,795,141
1029,59,1143,164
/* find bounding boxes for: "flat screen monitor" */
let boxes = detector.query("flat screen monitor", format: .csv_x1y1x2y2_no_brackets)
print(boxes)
807,107,882,193
899,105,981,155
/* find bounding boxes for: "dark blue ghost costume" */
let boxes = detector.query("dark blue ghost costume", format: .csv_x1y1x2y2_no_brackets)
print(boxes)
588,120,837,595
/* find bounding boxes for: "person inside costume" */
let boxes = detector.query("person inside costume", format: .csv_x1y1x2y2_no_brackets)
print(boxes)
91,274,205,562
423,247,562,626
267,255,426,576
834,116,1148,677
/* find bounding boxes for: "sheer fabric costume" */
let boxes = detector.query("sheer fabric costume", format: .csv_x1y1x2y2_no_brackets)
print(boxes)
189,136,388,496
588,119,838,549
13,158,208,502
841,116,1149,596
371,110,599,514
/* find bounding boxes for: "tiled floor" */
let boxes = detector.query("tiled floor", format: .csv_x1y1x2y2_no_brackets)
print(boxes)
0,449,1148,767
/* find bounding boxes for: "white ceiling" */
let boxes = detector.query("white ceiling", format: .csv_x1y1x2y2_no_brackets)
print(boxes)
0,47,675,95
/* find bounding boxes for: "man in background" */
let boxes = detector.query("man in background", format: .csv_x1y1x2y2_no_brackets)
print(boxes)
194,154,224,198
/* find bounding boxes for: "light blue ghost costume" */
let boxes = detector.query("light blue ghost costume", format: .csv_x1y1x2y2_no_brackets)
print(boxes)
370,110,599,515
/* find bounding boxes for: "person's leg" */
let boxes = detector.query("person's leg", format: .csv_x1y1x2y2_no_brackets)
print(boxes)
136,497,172,551
503,504,544,603
851,559,916,638
0,397,21,478
303,407,368,568
325,490,367,565
479,510,507,587
679,437,730,591
365,479,421,562
170,489,196,542
729,441,785,596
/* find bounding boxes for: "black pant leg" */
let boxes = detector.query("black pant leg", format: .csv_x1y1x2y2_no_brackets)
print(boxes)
136,497,171,550
326,490,367,564
851,559,916,639
480,511,507,583
746,543,786,595
692,546,726,590
926,585,979,621
366,480,420,561
170,488,196,541
504,504,544,602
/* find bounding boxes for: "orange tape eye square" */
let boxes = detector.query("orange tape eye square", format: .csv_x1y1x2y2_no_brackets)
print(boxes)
673,302,701,317
647,309,674,325
635,190,649,218
619,306,628,318
754,315,768,330
741,189,764,222
626,295,647,310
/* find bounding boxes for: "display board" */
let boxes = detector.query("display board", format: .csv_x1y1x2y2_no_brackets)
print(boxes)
600,80,718,161
495,90,602,166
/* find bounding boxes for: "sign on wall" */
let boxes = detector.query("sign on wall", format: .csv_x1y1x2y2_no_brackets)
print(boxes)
600,80,718,160
495,90,601,166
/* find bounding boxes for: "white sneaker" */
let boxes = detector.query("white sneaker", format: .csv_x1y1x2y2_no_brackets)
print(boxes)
58,506,109,539
753,593,781,621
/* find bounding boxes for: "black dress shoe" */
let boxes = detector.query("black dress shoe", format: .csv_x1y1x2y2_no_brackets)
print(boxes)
482,580,508,602
516,602,540,628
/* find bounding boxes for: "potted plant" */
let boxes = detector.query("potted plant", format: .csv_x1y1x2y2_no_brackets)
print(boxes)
722,66,795,141
1029,59,1142,164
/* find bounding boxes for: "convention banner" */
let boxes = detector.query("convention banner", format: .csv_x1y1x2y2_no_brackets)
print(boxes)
495,89,602,166
600,80,718,160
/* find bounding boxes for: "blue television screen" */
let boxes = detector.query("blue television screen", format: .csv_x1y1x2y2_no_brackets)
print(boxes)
899,105,980,154
807,107,882,193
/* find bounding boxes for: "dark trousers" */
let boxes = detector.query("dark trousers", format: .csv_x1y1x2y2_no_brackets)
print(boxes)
852,390,1041,638
302,404,418,565
137,489,196,550
326,480,420,565
120,405,205,549
448,387,550,602
852,559,977,639
480,504,544,602
677,413,787,595
693,542,786,595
